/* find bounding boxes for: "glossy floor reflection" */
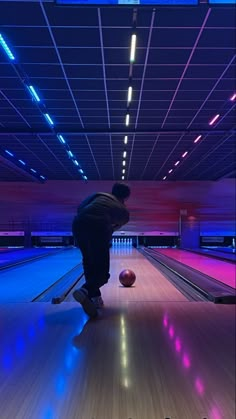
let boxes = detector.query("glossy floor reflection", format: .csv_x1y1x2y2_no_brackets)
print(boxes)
0,301,235,419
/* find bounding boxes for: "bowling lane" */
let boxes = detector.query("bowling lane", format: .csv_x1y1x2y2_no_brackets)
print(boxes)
0,301,234,419
0,248,81,302
153,248,236,289
66,247,188,303
0,247,60,269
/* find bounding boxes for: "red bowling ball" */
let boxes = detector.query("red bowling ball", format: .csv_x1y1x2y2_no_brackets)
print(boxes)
119,269,136,287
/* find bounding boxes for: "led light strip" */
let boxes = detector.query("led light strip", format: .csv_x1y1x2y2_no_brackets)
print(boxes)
0,33,87,181
162,92,235,180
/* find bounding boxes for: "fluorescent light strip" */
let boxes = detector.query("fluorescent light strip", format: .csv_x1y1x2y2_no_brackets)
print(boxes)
125,114,130,126
0,34,15,60
122,176,125,180
73,160,79,166
163,176,167,180
127,86,132,104
194,135,202,143
44,113,54,126
122,169,125,174
40,175,46,180
67,150,73,158
5,149,14,157
182,151,188,158
28,85,40,102
57,134,66,145
124,136,128,145
130,34,136,63
122,160,126,166
30,168,37,173
209,114,220,126
168,169,173,174
18,159,26,165
175,161,180,166
123,151,127,158
79,169,84,174
230,93,236,101
83,176,88,180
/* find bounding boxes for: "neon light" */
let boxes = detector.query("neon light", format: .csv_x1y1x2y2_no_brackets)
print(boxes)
83,176,88,180
122,160,126,166
127,86,132,104
130,34,136,63
73,160,79,166
163,176,167,180
28,85,41,102
79,169,84,174
44,113,54,126
175,161,180,166
40,175,45,180
0,34,15,60
123,151,127,158
57,134,66,144
168,169,173,174
124,136,128,144
209,114,220,126
182,151,188,157
194,135,202,143
230,93,236,101
18,159,26,165
67,150,73,158
30,168,37,173
125,114,130,126
5,149,14,156
122,176,125,180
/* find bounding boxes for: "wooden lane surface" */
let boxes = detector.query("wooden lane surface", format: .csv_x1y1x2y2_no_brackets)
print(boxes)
66,247,188,303
0,302,235,419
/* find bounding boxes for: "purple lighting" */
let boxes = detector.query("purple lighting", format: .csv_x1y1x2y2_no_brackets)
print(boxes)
175,161,180,166
230,93,236,101
163,315,168,327
182,151,188,158
168,325,174,339
182,353,191,369
168,169,173,174
195,377,204,395
175,337,181,353
209,114,220,126
210,406,222,419
194,135,202,143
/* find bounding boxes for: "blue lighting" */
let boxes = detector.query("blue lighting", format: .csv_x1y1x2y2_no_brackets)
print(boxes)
18,159,26,165
57,134,66,145
40,175,46,180
209,0,235,3
44,113,54,126
57,0,198,4
27,85,41,102
30,168,37,173
67,150,73,158
79,169,84,174
0,34,15,60
5,149,14,157
73,160,79,166
83,176,88,180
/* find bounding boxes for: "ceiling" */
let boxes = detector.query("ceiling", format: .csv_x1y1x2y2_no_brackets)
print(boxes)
0,0,235,182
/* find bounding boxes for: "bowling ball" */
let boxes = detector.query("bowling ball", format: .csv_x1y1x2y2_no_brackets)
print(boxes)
119,269,136,287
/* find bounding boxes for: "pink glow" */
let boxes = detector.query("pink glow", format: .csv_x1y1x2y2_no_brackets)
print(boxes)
163,176,167,180
155,249,236,289
210,406,222,419
168,325,174,338
209,114,220,126
175,161,180,166
175,337,181,353
182,353,191,369
230,93,236,101
195,377,204,395
163,315,168,327
182,151,188,157
194,135,202,143
168,169,173,174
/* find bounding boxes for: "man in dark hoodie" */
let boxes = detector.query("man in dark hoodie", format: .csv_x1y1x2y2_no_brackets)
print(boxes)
72,182,130,318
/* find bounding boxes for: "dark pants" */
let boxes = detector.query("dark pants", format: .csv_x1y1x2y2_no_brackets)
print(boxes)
75,216,111,298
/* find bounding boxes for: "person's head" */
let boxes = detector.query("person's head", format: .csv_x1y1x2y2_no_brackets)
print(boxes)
112,182,131,203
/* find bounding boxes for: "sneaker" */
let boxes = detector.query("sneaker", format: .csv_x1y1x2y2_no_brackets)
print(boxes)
91,296,104,309
73,288,98,318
